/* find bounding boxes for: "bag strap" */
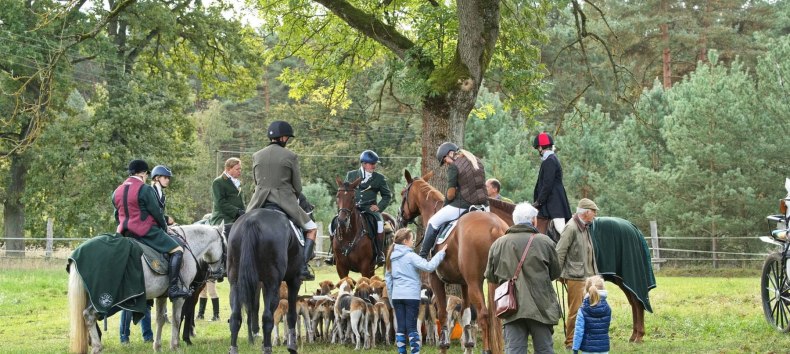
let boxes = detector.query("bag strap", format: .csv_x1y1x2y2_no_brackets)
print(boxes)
512,234,536,281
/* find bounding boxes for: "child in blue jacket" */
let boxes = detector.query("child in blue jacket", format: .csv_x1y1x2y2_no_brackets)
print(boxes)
385,228,447,354
573,275,611,354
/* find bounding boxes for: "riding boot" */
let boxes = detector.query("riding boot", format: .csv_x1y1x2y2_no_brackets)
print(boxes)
418,225,440,259
408,331,421,354
324,235,335,265
210,298,220,321
197,298,207,320
375,232,386,266
167,251,192,300
300,238,316,281
395,333,408,354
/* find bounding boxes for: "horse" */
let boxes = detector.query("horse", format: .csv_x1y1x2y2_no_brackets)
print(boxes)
227,208,303,354
332,177,396,278
397,169,508,354
68,224,226,354
488,198,656,343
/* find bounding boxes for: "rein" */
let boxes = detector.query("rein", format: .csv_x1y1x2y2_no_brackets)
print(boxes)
334,185,366,256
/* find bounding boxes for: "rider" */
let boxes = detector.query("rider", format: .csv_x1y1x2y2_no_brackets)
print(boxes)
418,142,488,259
246,121,318,281
112,159,191,300
151,165,175,226
325,150,393,266
531,131,572,236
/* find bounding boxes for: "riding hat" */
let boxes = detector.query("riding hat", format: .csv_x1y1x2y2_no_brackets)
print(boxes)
360,150,379,164
151,165,172,178
127,159,149,175
532,131,554,149
436,142,459,165
267,120,295,139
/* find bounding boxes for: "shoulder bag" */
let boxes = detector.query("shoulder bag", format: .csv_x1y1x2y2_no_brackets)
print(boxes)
494,234,536,317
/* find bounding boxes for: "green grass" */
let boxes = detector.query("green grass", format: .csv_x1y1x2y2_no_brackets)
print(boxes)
3,260,790,353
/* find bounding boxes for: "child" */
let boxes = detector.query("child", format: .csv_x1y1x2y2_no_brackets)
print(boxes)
572,275,611,354
385,228,448,354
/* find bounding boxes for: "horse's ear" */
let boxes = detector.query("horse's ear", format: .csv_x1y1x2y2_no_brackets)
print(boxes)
404,169,413,183
423,171,434,182
351,177,362,188
336,176,343,187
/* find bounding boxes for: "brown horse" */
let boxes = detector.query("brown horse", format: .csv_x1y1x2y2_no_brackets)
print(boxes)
333,177,395,279
488,198,653,343
397,170,507,354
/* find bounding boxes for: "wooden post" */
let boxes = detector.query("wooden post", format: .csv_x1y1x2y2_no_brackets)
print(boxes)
712,236,718,269
650,220,660,271
46,217,54,259
315,222,324,266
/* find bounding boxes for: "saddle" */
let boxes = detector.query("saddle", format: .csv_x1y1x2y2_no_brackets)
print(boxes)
433,206,487,249
260,203,305,246
130,234,187,275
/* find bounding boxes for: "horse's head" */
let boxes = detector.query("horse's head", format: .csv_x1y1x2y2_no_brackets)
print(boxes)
185,224,226,283
397,169,435,228
335,177,361,229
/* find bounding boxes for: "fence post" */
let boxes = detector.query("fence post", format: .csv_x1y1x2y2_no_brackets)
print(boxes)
650,220,660,271
46,217,54,259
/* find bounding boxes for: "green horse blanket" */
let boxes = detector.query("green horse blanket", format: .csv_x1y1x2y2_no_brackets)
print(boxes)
68,233,147,321
590,217,657,313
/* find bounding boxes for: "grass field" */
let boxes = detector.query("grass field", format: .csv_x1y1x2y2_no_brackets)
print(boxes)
2,258,790,353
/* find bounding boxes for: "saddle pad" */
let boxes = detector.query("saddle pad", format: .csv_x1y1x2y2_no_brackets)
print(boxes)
436,220,459,245
137,242,168,275
289,220,305,247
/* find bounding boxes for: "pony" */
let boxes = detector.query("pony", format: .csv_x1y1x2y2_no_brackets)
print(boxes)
488,198,656,343
332,177,396,278
68,224,226,354
397,170,508,354
227,208,303,354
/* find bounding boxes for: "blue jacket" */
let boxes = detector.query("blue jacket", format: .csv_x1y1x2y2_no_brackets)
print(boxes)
385,244,446,300
573,290,611,353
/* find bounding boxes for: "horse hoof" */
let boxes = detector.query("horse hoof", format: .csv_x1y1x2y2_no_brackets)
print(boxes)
464,341,475,348
482,350,492,354
262,346,273,354
229,346,239,354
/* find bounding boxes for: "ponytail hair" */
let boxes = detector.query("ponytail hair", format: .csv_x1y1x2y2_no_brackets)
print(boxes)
386,228,413,271
458,149,480,170
585,275,605,306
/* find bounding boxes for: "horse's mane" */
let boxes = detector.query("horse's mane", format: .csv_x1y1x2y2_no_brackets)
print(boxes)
488,197,515,214
414,178,444,201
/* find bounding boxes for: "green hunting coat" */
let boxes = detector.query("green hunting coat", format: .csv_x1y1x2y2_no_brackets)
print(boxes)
345,168,392,220
246,143,311,228
209,173,246,225
485,223,562,325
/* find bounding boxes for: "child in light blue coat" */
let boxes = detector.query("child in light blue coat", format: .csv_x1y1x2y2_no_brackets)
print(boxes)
385,228,447,354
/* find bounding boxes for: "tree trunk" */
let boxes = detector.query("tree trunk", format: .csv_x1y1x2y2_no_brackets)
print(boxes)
4,153,28,257
660,0,672,88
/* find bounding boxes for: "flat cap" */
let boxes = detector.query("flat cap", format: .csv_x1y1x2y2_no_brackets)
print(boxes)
578,198,599,211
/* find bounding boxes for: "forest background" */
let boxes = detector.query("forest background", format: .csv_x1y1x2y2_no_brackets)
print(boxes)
0,0,788,266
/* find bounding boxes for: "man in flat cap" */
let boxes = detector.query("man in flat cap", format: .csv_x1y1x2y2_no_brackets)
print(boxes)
555,198,599,350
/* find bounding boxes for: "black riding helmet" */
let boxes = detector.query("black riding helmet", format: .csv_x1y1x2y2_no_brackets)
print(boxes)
268,120,295,139
127,159,149,175
436,142,459,165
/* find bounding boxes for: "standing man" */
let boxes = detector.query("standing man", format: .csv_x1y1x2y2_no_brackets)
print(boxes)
210,157,246,225
531,131,572,236
485,202,561,354
485,178,514,203
556,198,600,350
247,121,318,281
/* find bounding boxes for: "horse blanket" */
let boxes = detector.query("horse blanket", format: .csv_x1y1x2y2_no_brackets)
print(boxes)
590,217,657,313
68,233,147,321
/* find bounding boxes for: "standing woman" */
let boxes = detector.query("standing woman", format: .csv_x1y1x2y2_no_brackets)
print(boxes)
385,228,448,354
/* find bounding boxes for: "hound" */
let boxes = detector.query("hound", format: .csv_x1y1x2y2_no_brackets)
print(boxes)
333,283,368,349
446,295,463,342
272,298,289,346
417,288,439,345
310,296,335,342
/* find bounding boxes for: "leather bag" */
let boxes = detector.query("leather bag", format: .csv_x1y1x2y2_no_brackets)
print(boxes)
494,234,536,317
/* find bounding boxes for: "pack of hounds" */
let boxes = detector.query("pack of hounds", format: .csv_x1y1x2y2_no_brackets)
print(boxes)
269,276,469,349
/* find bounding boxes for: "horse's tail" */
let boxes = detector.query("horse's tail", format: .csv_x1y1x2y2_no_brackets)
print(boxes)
67,265,88,354
236,220,261,314
487,280,504,354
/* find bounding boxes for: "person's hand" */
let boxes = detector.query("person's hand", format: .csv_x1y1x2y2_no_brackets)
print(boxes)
531,202,540,209
439,244,449,252
369,205,380,212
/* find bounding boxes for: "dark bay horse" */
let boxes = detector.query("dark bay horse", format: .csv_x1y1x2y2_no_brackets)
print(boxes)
68,225,225,354
227,208,302,354
333,177,395,278
397,170,507,354
488,198,655,343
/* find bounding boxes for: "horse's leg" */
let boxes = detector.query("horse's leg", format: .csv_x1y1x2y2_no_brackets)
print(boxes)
261,281,280,353
154,297,167,352
229,283,243,354
616,280,646,343
286,279,300,353
83,307,102,354
169,298,185,350
430,274,450,352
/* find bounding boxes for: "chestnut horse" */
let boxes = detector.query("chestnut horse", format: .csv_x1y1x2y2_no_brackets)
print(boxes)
397,170,507,354
333,177,395,279
489,198,654,343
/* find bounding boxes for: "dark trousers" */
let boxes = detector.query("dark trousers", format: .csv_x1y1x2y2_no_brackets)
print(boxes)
120,304,152,342
503,318,555,354
393,299,421,335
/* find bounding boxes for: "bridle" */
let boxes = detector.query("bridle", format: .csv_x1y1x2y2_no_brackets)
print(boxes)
336,184,355,234
397,180,419,228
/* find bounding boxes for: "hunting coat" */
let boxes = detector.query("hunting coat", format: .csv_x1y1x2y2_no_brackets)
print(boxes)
556,215,598,280
112,176,177,253
484,223,562,325
209,173,246,225
246,143,311,228
532,152,572,220
446,154,487,209
345,168,392,217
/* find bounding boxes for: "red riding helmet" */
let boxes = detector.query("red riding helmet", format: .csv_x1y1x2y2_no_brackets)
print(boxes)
532,131,554,149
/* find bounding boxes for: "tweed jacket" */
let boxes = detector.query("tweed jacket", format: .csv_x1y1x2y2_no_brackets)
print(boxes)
209,173,246,225
246,143,311,227
556,215,598,280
